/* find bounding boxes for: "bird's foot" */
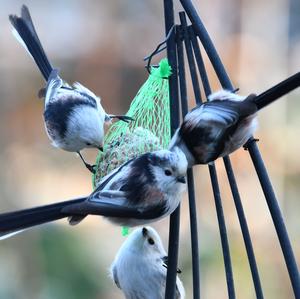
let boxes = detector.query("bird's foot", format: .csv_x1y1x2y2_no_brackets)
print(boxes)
109,115,134,123
243,138,259,150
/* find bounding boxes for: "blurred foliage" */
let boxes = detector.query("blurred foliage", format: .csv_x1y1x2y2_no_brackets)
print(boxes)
37,228,104,299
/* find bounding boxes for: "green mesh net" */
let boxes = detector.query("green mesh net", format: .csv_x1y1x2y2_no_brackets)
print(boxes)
93,58,172,188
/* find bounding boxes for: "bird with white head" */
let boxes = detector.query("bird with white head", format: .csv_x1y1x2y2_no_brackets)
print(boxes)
110,226,185,299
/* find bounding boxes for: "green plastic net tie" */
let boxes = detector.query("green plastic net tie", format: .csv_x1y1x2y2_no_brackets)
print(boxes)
121,226,130,236
150,58,172,79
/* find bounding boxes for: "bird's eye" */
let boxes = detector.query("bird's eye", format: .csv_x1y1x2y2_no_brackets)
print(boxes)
148,238,155,245
164,169,172,176
85,142,91,146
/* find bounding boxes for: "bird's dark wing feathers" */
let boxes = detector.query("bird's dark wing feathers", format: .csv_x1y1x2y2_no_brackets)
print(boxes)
181,99,257,163
68,153,168,222
93,158,135,192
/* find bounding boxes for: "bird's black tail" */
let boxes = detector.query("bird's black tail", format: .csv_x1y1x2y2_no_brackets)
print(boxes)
0,197,86,240
253,72,300,111
9,5,53,81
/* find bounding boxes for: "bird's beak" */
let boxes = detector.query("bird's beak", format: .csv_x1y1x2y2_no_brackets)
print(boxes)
177,176,186,184
98,146,104,152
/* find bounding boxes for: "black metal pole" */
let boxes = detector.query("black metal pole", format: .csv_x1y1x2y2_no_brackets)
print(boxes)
189,26,264,299
163,1,181,298
179,12,236,299
247,138,300,298
176,25,201,299
179,13,202,102
209,164,236,299
179,0,233,88
179,1,300,297
188,26,211,96
223,157,264,299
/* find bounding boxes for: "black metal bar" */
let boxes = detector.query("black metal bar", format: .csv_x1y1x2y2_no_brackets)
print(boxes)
179,11,235,298
189,26,264,299
209,165,236,299
179,12,202,103
223,157,264,299
176,26,200,299
186,169,201,299
163,1,181,298
247,139,300,298
180,2,300,297
179,0,233,89
176,26,188,116
188,26,211,96
144,45,167,61
143,25,175,75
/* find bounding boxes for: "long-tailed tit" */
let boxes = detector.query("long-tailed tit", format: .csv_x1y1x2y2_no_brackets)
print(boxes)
110,226,185,299
9,6,132,173
169,72,300,166
0,149,187,239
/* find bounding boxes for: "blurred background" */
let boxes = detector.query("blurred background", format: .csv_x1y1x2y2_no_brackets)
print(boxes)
0,0,299,298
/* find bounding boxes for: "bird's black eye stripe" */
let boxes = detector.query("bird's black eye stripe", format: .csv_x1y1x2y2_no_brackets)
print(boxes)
86,142,91,146
164,169,172,176
148,238,155,245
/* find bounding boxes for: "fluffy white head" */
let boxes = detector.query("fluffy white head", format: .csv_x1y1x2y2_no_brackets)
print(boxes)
110,226,185,299
117,226,166,258
150,149,188,197
62,105,105,152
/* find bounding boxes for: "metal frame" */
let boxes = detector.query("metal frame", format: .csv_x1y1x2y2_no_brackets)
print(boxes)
163,0,300,298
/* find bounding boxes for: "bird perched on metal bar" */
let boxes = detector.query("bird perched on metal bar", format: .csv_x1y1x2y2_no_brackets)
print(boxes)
0,149,188,239
9,5,132,173
110,226,185,299
169,90,258,166
169,72,300,167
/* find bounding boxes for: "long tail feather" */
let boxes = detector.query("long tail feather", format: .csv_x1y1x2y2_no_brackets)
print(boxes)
0,230,25,241
9,5,53,80
0,197,86,239
253,72,300,110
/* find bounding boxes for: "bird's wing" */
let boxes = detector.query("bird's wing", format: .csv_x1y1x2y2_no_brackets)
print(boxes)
93,158,134,191
73,82,105,114
187,99,255,130
44,69,63,105
64,177,166,220
64,158,139,221
62,190,130,217
64,188,166,225
72,82,101,108
182,99,257,163
89,190,128,205
66,154,167,220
